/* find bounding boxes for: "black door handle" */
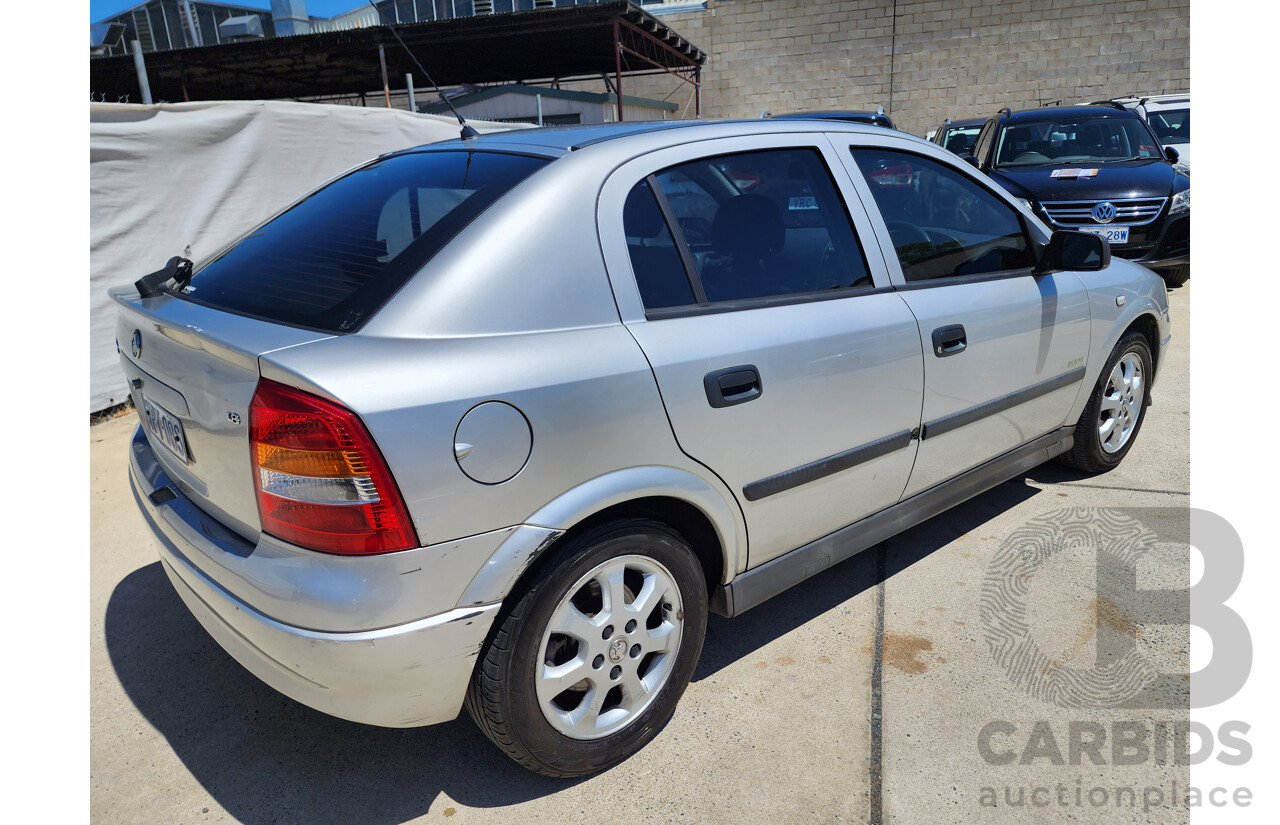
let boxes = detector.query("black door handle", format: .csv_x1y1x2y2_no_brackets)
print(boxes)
931,324,967,357
704,365,763,408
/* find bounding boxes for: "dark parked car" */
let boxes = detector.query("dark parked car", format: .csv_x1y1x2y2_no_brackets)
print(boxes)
929,117,986,155
765,107,895,129
962,104,1189,286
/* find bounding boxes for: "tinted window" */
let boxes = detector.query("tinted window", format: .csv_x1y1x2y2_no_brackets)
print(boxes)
943,126,982,155
851,148,1034,282
993,116,1164,166
623,181,696,310
180,151,548,333
1148,109,1189,145
649,148,872,304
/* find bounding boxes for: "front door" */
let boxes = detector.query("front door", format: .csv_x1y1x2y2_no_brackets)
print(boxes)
842,143,1092,497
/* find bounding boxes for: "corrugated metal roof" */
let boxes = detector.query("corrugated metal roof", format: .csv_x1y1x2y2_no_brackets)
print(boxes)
421,83,679,114
89,1,705,103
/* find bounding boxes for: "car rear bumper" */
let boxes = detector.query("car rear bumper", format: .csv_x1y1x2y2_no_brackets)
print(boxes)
128,425,502,728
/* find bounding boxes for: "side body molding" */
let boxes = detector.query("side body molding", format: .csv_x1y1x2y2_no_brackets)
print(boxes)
460,465,746,607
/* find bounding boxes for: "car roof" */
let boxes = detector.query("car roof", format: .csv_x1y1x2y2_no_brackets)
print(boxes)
1002,105,1144,123
1141,95,1190,109
392,118,917,158
769,110,886,119
940,117,986,128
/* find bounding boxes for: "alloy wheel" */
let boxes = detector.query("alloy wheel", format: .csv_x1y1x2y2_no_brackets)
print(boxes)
534,554,684,740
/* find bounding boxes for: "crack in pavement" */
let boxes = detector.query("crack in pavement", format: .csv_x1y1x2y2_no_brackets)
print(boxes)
869,543,885,825
1029,481,1189,496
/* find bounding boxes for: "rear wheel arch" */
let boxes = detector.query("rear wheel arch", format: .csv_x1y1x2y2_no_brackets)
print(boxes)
510,496,727,610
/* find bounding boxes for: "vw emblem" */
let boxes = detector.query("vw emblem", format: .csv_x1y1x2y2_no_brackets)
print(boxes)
131,329,142,359
1091,201,1117,224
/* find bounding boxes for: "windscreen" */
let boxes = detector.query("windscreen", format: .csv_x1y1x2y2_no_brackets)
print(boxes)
177,151,549,333
994,117,1164,167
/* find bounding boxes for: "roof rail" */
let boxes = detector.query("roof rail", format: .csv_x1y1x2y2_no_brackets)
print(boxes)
998,107,1012,117
1092,100,1130,111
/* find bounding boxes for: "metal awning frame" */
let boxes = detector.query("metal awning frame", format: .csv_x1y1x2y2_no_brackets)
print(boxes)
90,1,705,118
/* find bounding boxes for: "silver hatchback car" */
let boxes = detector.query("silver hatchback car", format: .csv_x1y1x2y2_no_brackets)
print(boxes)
116,119,1169,776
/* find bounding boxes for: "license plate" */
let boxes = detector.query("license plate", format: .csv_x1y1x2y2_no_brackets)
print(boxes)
142,395,189,464
1079,225,1129,244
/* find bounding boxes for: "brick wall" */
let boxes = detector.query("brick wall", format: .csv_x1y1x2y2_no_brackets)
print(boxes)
621,0,1189,136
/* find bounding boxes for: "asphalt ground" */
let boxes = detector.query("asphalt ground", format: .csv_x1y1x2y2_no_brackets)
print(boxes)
91,282,1190,825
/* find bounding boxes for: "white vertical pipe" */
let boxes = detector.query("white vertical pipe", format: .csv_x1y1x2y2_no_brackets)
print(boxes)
131,40,153,104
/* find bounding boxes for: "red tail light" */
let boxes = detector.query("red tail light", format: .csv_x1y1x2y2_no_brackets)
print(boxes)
249,379,418,555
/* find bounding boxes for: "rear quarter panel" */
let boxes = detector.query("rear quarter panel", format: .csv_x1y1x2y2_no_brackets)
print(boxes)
260,325,745,565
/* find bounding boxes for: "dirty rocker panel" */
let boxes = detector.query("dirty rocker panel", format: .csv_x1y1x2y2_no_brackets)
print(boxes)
712,426,1075,617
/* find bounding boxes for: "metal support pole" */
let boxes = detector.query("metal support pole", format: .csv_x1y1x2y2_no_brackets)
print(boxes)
536,93,543,126
131,40,153,104
695,66,701,118
179,0,201,47
379,45,392,108
406,74,416,112
613,18,624,122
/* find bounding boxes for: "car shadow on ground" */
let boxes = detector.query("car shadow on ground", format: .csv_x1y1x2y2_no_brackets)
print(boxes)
104,478,1041,824
693,477,1040,680
105,564,586,824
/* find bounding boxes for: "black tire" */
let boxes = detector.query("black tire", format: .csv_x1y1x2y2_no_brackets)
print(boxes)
1059,331,1153,473
1160,266,1190,287
465,518,708,777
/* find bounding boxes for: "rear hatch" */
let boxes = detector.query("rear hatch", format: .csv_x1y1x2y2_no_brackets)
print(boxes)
113,148,552,543
115,288,332,542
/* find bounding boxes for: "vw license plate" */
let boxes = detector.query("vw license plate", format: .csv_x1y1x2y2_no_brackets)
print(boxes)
1079,225,1129,244
142,396,189,464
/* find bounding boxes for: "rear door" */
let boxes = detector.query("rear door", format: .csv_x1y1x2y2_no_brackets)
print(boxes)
598,134,926,566
837,140,1091,497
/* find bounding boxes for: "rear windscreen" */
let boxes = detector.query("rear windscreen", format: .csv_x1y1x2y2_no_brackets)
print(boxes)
177,151,549,333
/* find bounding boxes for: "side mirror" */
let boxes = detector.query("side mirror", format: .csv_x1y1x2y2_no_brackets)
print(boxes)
961,154,981,169
1036,230,1111,274
1164,146,1180,164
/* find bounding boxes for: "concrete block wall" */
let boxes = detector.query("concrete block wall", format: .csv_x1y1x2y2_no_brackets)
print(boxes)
620,0,1189,136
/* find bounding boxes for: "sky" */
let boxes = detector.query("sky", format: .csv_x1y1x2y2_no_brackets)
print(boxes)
91,1,366,23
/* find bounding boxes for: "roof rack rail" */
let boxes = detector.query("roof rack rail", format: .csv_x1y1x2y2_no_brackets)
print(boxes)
1092,100,1129,111
997,107,1012,117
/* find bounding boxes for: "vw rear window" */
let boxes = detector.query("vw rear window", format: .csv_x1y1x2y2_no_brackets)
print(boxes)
177,151,549,333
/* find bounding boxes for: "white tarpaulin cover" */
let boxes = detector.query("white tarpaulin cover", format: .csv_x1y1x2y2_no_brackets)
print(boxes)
90,99,522,413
